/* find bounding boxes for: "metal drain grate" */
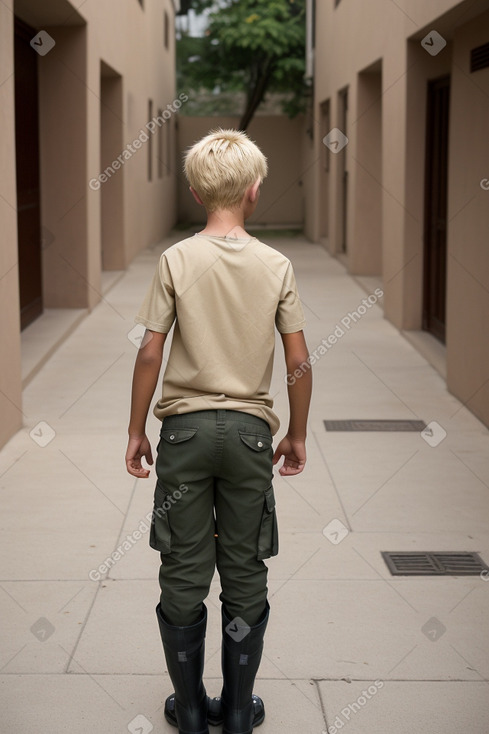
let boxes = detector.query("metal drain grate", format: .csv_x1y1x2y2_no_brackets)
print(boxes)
324,419,426,432
382,551,489,576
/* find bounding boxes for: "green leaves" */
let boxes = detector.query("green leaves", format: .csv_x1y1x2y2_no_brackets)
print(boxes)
178,0,306,128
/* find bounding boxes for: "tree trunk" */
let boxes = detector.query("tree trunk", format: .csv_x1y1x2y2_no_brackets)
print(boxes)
239,62,273,130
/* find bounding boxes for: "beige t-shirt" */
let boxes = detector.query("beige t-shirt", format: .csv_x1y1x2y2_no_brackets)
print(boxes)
134,234,306,435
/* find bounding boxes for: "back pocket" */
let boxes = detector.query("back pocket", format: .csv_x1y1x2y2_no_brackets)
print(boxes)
160,427,198,444
257,485,279,560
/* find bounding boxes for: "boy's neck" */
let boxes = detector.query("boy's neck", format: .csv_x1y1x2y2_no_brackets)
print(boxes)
198,209,249,239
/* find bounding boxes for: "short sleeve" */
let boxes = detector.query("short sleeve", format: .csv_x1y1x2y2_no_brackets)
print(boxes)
134,254,176,333
275,262,306,334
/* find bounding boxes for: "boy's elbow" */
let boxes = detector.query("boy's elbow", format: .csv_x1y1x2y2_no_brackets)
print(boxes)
138,351,162,368
286,348,310,373
137,330,166,366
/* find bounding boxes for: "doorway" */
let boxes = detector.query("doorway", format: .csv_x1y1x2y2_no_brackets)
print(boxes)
100,62,124,271
423,75,450,343
319,100,330,241
14,17,43,330
338,87,349,253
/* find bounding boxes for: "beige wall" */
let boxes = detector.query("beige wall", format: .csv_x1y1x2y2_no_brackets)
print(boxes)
0,1,23,447
177,115,305,226
0,0,179,448
446,11,489,425
308,0,489,427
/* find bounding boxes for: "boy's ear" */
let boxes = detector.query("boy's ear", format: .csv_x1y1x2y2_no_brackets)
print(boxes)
189,186,204,206
248,178,262,203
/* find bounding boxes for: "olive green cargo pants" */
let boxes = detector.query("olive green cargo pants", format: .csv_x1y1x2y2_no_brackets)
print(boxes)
150,410,278,628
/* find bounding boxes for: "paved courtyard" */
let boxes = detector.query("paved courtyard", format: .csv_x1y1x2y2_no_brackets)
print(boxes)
1,230,489,733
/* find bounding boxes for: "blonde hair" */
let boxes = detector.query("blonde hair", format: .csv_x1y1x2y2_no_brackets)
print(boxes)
184,128,268,212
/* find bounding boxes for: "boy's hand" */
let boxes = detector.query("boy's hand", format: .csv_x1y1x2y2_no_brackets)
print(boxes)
273,434,306,476
125,434,154,478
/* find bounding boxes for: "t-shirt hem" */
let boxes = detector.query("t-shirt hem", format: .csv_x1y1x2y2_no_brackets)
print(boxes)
153,400,281,435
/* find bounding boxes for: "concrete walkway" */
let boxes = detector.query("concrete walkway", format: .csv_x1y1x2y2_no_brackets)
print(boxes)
1,231,489,734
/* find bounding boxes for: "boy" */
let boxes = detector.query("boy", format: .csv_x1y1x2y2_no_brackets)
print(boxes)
125,129,312,734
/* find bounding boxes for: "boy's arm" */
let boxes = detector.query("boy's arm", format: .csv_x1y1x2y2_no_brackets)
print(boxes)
125,329,166,478
273,330,312,476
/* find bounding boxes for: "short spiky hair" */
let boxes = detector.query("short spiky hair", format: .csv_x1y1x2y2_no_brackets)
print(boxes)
184,128,268,212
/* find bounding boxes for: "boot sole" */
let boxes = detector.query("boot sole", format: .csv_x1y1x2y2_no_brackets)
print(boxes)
164,709,222,728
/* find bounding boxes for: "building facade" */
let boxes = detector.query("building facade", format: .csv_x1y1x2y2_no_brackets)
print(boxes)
0,0,180,448
304,0,489,427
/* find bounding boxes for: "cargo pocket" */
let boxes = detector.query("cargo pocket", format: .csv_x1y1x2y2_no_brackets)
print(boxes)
149,481,172,554
257,485,279,560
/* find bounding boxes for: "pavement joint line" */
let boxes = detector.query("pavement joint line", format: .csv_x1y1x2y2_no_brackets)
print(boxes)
269,673,322,713
0,680,489,684
449,644,489,684
259,652,323,712
61,581,102,676
312,677,489,682
58,644,127,710
57,448,125,516
352,547,419,614
351,449,420,517
58,351,126,419
3,575,484,582
316,678,330,732
311,430,351,530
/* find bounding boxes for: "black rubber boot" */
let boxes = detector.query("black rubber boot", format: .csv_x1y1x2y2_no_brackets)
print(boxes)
220,602,269,734
156,603,213,734
164,694,223,728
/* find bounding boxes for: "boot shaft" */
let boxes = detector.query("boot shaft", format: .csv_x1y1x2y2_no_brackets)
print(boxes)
220,603,269,733
156,604,209,734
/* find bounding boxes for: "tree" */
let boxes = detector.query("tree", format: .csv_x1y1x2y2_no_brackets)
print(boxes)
177,0,307,130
